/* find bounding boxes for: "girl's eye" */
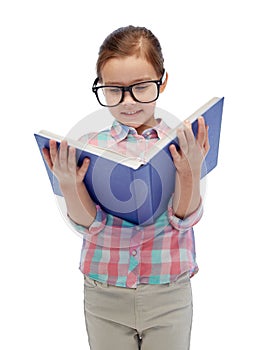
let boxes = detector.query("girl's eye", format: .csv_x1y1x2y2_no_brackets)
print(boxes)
134,84,148,91
108,88,121,94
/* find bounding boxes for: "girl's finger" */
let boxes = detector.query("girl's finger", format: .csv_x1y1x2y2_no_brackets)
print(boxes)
68,146,77,173
42,148,53,170
203,125,210,155
196,116,206,147
177,128,188,155
169,144,180,163
49,139,59,166
59,140,68,169
183,120,195,148
78,158,90,179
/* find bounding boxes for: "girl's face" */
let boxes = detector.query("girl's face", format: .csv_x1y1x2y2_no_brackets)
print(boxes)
100,55,167,134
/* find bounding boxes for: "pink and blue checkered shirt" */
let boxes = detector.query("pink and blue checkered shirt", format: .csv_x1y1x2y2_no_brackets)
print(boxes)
71,119,203,288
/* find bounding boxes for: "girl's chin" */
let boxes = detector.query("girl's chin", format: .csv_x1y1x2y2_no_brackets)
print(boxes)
118,120,155,134
117,117,144,129
122,121,141,129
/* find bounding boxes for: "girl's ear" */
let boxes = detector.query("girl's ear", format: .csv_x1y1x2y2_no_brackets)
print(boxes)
160,71,168,93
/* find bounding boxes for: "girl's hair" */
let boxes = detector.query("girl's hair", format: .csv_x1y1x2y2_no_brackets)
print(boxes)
96,25,164,82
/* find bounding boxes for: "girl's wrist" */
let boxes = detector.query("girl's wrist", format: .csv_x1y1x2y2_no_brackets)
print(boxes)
173,170,201,219
176,167,201,183
59,180,83,195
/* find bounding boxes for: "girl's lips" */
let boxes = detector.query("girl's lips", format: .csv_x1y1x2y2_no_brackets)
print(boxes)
121,110,142,116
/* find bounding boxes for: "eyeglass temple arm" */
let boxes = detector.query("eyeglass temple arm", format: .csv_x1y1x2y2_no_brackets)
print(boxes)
92,77,100,90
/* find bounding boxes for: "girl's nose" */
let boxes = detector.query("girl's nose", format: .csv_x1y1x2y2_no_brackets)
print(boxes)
122,91,136,105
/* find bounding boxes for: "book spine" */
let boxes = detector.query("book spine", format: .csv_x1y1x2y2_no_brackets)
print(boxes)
132,165,153,225
132,146,176,226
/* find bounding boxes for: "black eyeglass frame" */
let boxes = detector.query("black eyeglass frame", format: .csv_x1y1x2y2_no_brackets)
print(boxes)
92,69,166,107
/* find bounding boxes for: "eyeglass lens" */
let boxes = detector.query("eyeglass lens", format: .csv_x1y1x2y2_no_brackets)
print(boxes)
97,82,158,107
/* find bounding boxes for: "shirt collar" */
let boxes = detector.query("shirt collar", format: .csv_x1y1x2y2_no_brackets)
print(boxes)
110,119,171,142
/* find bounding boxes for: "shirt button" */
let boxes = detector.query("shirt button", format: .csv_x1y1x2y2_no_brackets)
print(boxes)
132,250,137,256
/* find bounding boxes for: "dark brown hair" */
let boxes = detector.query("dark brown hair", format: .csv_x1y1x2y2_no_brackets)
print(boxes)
96,25,164,82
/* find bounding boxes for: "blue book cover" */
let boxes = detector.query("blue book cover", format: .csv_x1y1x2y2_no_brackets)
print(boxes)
34,97,224,225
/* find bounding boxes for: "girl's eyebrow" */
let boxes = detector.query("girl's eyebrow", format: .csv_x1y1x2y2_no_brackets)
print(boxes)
104,77,153,85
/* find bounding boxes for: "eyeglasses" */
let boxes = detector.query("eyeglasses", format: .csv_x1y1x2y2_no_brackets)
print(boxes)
92,70,165,107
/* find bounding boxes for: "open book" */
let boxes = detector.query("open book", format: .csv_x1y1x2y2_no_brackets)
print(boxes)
34,97,224,225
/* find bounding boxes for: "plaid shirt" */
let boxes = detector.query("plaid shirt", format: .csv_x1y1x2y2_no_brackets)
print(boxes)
70,119,203,288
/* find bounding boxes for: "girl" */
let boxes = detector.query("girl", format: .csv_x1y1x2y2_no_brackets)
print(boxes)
43,26,209,350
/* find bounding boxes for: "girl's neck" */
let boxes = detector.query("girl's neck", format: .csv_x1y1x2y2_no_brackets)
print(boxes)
135,118,158,135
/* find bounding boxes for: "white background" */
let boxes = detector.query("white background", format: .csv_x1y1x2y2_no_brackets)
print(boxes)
1,0,261,349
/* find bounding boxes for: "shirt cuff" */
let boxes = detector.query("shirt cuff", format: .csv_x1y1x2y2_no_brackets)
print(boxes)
68,205,107,235
168,198,203,232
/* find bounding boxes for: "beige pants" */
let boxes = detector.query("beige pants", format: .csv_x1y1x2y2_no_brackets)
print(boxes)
84,273,193,350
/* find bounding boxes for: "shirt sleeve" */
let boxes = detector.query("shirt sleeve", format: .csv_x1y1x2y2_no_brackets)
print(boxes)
167,197,203,232
67,205,107,235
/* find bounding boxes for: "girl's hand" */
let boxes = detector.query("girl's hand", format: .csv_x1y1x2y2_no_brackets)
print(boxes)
42,139,90,188
169,116,210,177
42,140,96,227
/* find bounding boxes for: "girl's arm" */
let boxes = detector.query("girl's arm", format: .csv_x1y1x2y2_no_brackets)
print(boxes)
42,139,96,228
169,117,209,219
